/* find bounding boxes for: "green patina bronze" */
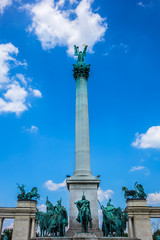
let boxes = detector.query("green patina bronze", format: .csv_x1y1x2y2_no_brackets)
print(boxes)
36,197,68,237
74,192,92,233
122,182,147,200
99,199,128,237
17,184,40,200
156,234,160,240
73,45,90,80
3,234,8,240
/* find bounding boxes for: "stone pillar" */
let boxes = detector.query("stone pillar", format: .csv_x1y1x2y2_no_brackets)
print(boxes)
66,179,101,236
31,218,36,238
75,76,91,177
66,55,102,236
126,199,152,240
128,217,134,238
72,62,94,179
12,200,37,240
0,218,4,239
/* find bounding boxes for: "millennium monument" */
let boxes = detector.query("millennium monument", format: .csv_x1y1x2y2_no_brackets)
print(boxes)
66,45,101,236
1,45,160,240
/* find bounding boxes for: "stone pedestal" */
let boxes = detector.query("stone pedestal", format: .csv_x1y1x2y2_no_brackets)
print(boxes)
66,178,102,237
12,200,37,240
126,199,152,240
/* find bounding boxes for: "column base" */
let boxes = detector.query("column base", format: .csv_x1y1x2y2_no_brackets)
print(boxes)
66,178,101,237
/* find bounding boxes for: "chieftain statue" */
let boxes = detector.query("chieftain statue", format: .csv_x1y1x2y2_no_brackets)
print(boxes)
99,199,128,237
17,184,40,200
36,197,68,237
74,193,92,232
122,182,147,200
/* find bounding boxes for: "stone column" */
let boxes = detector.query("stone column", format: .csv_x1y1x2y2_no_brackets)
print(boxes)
12,200,37,240
0,218,4,239
66,57,102,236
72,63,94,179
128,217,134,238
31,218,36,238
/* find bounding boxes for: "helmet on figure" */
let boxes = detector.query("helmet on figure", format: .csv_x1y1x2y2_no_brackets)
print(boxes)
82,192,86,200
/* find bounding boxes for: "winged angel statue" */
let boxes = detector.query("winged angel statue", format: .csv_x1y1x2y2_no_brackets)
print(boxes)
74,45,88,64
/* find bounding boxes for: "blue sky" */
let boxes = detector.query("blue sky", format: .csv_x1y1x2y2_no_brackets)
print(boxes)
0,0,160,223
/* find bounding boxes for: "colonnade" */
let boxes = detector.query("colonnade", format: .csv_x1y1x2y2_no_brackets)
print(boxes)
0,200,37,240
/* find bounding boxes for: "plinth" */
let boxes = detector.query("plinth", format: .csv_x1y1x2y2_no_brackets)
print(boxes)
66,178,102,237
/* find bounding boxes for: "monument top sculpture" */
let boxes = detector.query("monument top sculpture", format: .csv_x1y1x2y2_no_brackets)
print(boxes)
74,45,88,65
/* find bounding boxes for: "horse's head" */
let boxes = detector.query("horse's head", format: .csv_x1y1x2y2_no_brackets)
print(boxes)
31,187,38,193
122,186,127,191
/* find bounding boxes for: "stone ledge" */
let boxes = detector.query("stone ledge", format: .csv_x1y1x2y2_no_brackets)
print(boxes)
29,237,140,240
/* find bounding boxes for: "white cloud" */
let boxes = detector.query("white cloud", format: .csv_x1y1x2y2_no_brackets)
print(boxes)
25,0,107,55
26,125,39,133
44,179,66,191
147,192,160,205
97,187,114,202
104,42,128,56
130,166,145,172
32,89,42,98
2,219,14,231
16,73,28,85
137,1,153,8
0,43,19,83
38,204,46,212
137,1,145,7
129,166,150,175
0,81,28,114
132,126,160,149
0,0,12,14
0,43,41,115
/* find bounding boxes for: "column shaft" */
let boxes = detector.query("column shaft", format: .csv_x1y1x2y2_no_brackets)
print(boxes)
128,217,134,238
31,218,36,238
74,77,91,176
0,218,4,239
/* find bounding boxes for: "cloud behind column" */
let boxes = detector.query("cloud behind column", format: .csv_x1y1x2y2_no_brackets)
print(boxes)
25,0,107,55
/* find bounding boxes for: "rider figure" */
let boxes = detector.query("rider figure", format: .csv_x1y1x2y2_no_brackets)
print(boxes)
55,199,62,214
17,184,26,199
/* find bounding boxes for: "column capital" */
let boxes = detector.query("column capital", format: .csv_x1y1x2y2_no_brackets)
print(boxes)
73,63,90,80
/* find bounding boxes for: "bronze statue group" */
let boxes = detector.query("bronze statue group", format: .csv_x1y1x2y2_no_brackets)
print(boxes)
36,197,68,237
17,182,147,237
